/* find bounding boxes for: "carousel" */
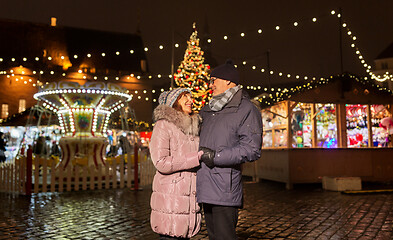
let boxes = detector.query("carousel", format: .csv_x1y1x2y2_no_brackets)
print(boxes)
33,81,132,170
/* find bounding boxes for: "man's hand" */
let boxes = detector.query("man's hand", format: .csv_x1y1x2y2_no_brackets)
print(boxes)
199,147,215,168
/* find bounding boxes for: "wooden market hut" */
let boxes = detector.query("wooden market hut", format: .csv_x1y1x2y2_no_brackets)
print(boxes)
243,74,393,189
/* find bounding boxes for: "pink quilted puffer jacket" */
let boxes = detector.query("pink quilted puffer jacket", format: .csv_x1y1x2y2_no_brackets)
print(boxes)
149,105,202,238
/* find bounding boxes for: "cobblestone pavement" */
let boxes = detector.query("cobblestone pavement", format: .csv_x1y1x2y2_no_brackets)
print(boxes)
1,180,393,239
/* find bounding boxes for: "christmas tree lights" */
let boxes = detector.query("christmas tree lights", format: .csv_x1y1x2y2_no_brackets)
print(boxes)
173,23,211,111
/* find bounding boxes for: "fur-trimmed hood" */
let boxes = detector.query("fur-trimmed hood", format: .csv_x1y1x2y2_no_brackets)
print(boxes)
153,105,201,136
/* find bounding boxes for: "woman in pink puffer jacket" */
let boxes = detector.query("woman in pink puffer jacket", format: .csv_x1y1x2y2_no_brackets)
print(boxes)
149,88,203,239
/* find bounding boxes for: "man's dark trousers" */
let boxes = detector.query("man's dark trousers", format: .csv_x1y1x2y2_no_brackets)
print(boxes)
203,203,239,240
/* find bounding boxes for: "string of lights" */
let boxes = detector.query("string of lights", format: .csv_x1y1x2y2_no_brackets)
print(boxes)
0,9,390,104
0,11,335,66
342,23,392,82
0,10,337,70
254,73,393,107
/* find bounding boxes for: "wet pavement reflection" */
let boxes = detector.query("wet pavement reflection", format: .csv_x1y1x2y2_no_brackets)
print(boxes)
1,180,392,239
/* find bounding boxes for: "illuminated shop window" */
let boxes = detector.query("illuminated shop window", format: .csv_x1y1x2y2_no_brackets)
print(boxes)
261,101,288,148
291,103,313,148
1,104,8,118
371,104,391,147
19,99,26,113
315,103,337,148
344,104,391,148
346,104,368,147
289,103,337,148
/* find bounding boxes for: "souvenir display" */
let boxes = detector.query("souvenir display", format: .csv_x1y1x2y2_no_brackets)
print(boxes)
262,102,287,147
262,101,391,149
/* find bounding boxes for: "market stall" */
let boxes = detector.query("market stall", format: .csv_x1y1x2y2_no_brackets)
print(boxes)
245,74,393,188
0,106,61,162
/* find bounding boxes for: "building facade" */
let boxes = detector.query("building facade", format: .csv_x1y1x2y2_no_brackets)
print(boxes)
373,41,393,91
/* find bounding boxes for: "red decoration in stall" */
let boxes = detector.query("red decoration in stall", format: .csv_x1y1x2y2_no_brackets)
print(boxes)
355,133,363,142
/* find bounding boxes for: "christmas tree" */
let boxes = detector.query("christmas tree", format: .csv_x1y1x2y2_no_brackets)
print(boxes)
174,23,211,111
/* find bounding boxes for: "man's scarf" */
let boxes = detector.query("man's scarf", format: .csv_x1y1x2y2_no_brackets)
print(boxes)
208,85,241,111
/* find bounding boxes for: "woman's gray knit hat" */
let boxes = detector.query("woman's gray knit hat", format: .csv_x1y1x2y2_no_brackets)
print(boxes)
158,88,191,107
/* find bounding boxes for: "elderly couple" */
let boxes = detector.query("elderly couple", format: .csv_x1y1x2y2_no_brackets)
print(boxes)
149,60,263,240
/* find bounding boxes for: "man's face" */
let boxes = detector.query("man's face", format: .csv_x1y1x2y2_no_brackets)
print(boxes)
209,77,230,96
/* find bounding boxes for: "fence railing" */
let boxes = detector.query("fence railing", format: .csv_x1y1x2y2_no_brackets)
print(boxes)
0,147,156,195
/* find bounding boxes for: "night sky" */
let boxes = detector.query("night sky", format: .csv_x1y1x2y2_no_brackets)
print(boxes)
1,0,393,87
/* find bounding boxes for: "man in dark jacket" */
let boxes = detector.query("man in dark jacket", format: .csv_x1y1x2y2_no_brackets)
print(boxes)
197,59,263,240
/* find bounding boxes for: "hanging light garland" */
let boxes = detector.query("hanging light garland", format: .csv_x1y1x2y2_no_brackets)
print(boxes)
0,8,390,105
253,73,393,107
341,21,392,82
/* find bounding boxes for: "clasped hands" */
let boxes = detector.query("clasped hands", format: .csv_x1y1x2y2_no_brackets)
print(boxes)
199,147,215,168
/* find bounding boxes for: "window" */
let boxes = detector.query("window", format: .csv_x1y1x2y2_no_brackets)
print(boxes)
1,104,8,118
19,99,26,113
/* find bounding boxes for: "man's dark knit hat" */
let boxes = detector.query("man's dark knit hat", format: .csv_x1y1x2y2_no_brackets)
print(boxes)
210,59,240,85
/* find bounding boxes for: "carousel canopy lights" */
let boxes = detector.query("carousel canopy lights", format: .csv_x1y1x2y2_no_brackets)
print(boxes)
33,81,132,137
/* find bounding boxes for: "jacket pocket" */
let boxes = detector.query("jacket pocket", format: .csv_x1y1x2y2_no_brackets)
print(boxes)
212,168,232,193
159,173,184,185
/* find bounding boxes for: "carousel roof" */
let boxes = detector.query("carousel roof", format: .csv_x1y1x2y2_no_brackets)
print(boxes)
255,73,393,108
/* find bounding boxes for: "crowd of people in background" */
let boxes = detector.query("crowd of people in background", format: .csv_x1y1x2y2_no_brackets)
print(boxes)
106,131,143,157
0,132,7,163
0,129,145,164
28,130,144,159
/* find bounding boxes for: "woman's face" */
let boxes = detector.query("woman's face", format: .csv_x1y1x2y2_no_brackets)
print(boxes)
178,93,193,114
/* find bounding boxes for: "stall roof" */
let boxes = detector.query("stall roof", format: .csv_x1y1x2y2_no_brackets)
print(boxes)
256,73,393,108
